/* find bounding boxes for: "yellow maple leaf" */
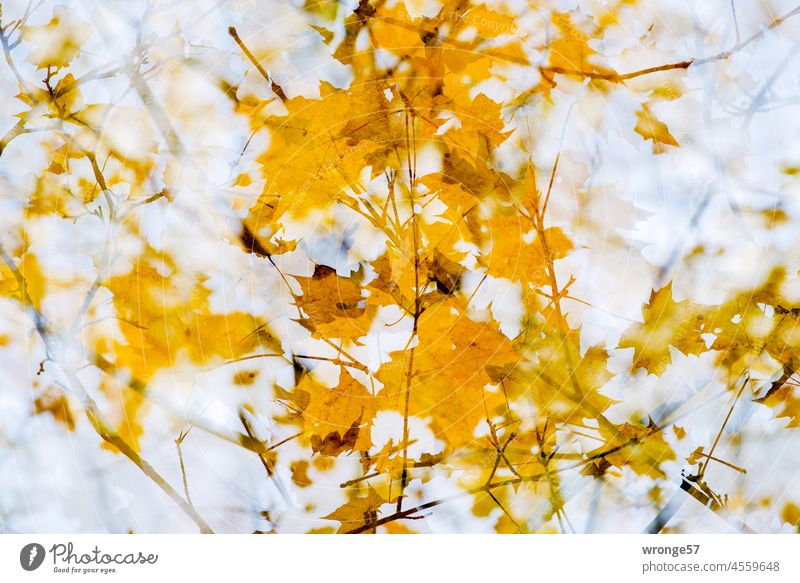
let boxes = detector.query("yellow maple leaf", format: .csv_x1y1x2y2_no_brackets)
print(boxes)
322,486,387,533
23,7,91,70
546,12,616,82
378,298,519,446
619,283,707,375
256,81,394,220
635,103,679,154
296,368,378,454
593,421,676,479
292,264,379,341
485,216,572,286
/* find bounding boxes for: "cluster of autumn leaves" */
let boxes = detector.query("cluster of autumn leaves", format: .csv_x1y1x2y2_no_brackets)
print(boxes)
232,0,718,532
1,0,799,533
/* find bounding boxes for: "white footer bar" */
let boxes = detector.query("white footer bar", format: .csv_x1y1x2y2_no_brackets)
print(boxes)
1,534,797,582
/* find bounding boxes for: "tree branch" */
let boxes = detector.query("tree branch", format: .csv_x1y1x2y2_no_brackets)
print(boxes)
0,245,214,534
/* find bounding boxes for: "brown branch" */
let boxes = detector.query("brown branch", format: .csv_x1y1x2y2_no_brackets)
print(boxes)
345,429,663,533
228,26,287,101
83,403,213,533
295,353,370,374
488,491,524,532
175,427,195,506
397,106,420,512
699,375,749,478
540,5,800,83
540,61,694,83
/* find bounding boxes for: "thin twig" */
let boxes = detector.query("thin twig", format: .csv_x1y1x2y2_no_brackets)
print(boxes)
238,408,293,505
228,26,287,101
540,5,800,83
175,427,195,506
